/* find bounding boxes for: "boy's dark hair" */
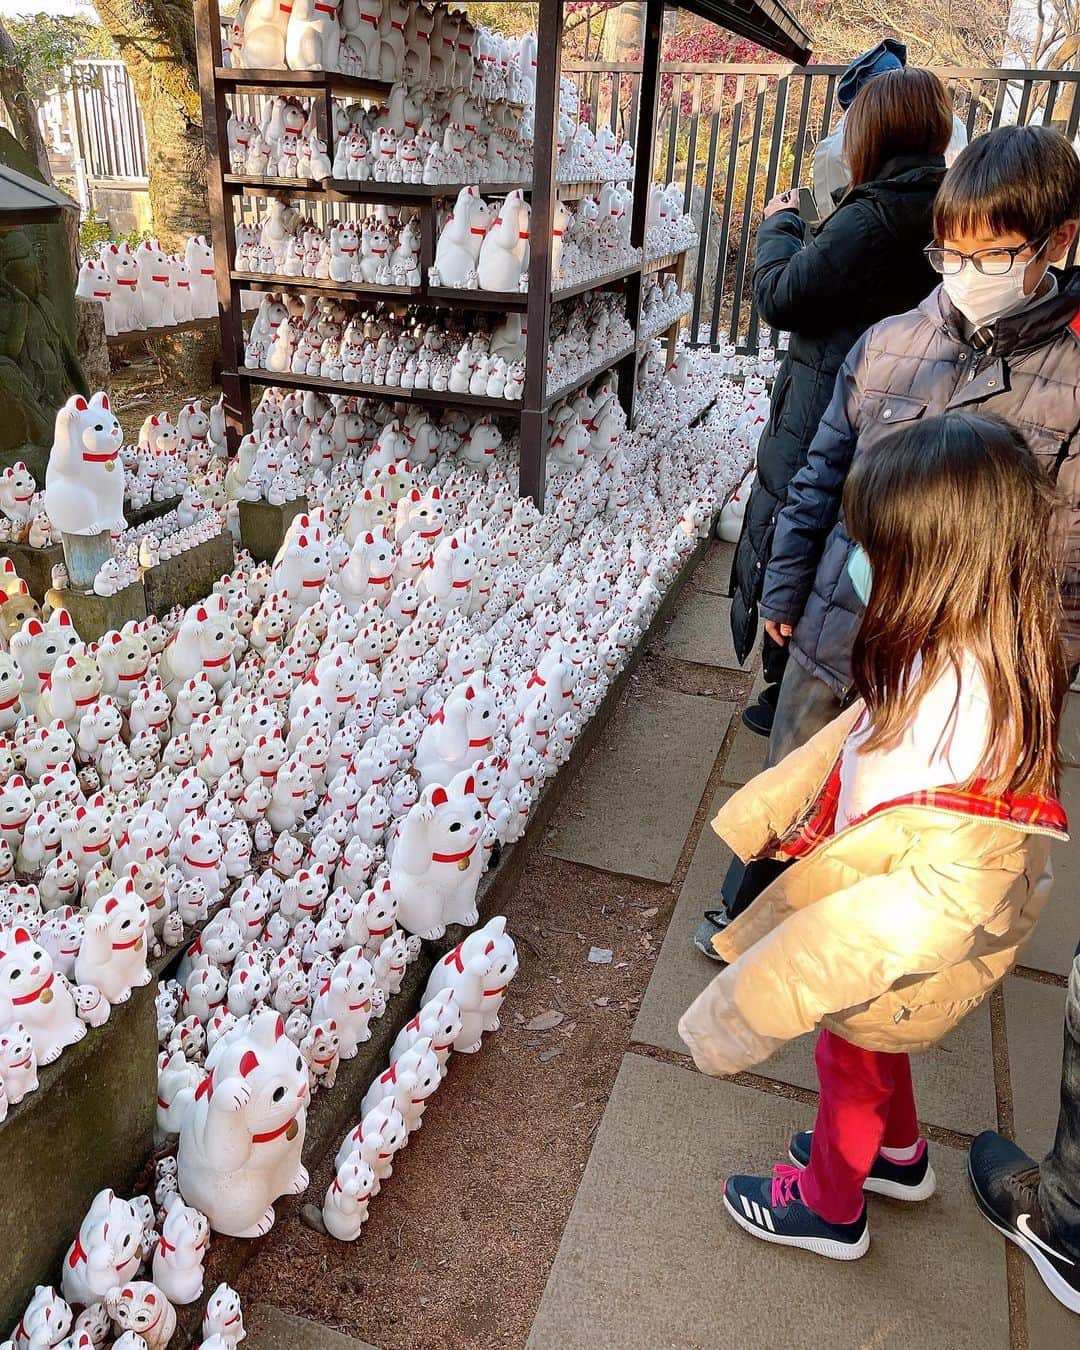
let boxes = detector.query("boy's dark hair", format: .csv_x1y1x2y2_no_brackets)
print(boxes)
933,125,1080,242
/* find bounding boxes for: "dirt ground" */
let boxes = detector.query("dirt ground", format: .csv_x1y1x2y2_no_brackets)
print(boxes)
109,350,219,443
236,635,754,1350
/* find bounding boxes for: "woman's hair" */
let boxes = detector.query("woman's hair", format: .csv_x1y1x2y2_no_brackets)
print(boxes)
843,411,1066,798
843,68,952,189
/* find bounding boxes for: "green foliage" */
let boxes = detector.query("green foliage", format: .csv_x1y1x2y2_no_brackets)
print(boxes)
78,208,112,254
6,15,116,101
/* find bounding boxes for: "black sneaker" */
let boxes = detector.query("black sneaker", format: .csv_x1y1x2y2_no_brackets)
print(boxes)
692,910,731,961
788,1130,937,1202
741,683,780,738
741,698,775,738
968,1131,1080,1314
724,1166,869,1260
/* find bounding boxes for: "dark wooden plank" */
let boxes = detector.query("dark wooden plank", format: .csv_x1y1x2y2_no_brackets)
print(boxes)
232,367,524,414
197,0,249,448
214,66,391,99
551,262,641,303
546,343,637,409
231,271,419,299
617,0,662,424
520,0,564,509
107,317,220,345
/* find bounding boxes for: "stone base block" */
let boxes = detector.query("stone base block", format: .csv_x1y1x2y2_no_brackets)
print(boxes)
240,498,308,564
126,496,181,530
142,533,235,618
0,978,156,1333
0,542,65,603
47,580,147,642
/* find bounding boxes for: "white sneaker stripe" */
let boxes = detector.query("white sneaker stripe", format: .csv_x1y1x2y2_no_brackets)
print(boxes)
1018,1214,1075,1266
762,1209,775,1232
740,1195,753,1220
751,1201,763,1226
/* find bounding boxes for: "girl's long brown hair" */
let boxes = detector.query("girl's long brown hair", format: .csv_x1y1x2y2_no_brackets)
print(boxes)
843,411,1066,798
844,67,953,189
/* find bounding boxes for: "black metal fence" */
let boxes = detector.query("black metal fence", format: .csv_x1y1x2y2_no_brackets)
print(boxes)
567,61,1080,354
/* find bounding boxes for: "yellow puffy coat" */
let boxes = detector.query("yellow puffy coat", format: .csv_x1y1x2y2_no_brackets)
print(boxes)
678,704,1067,1077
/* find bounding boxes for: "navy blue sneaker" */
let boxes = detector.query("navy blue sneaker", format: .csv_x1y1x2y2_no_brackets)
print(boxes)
723,1165,869,1260
788,1130,937,1201
692,910,730,961
969,1131,1080,1315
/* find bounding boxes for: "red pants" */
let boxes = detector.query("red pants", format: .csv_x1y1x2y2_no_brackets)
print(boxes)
798,1028,921,1225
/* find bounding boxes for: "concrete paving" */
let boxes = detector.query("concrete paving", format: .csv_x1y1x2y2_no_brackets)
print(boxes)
1005,976,1069,1160
691,539,735,596
531,541,1080,1349
528,1055,1012,1350
247,1306,378,1350
544,687,735,883
660,588,740,668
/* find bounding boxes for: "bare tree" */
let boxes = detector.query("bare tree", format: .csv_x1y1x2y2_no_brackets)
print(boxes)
1008,0,1080,68
791,0,1011,65
93,0,217,384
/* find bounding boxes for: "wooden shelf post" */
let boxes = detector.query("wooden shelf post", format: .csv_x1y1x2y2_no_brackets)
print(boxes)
194,0,250,452
519,0,564,510
617,0,665,428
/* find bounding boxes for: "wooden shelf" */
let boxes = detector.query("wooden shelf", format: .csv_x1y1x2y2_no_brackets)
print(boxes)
424,285,529,312
223,175,530,203
226,175,629,205
214,66,391,98
232,270,418,300
556,179,631,200
195,0,667,509
544,342,637,407
231,367,524,414
551,261,641,303
643,248,690,274
232,272,528,313
638,316,689,348
107,316,218,344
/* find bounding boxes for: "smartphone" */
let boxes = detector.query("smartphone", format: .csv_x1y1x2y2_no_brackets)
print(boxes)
798,186,820,226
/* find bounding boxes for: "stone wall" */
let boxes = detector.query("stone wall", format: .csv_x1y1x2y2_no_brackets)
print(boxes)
0,131,88,484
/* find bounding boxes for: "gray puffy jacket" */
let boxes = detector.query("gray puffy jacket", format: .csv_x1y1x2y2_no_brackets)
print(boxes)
760,274,1080,695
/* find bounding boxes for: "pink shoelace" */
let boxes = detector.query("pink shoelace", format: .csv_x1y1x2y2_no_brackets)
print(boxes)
771,1163,802,1207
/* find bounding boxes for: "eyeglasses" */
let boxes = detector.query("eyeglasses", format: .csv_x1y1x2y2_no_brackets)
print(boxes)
924,236,1049,276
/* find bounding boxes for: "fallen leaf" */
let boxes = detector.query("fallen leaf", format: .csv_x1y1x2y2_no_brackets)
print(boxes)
525,1010,565,1031
593,996,610,1007
538,1047,562,1063
640,907,658,918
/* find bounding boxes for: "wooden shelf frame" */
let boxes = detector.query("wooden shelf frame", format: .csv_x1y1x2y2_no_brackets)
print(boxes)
222,176,630,203
232,270,529,312
195,0,671,508
231,366,523,414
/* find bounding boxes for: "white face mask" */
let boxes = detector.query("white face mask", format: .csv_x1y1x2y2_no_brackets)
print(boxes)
941,241,1048,328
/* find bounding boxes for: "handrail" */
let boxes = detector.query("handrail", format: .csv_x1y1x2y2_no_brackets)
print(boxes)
656,61,1080,79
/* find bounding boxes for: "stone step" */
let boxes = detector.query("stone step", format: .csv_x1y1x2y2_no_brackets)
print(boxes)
247,1305,377,1350
528,1053,1012,1350
545,687,734,884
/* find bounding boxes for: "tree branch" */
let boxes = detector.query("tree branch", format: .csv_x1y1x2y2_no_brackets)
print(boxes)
0,17,53,180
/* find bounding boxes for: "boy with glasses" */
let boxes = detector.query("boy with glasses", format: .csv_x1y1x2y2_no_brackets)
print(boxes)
695,124,1080,956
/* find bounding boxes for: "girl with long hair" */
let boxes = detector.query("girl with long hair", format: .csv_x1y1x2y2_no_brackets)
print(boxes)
680,411,1068,1259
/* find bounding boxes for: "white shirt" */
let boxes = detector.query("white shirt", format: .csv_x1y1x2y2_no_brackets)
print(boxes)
836,653,993,829
812,113,969,221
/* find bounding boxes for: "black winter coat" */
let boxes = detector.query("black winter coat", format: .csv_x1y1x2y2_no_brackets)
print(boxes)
729,154,946,665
